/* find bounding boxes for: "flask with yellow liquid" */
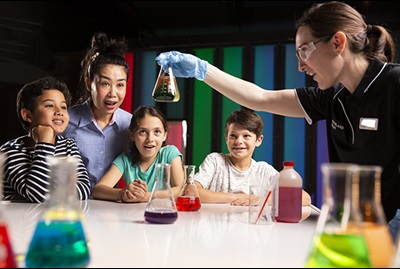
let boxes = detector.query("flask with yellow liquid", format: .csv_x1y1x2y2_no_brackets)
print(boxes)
348,165,395,268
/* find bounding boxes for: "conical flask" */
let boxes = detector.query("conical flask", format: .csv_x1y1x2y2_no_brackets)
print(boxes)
144,163,178,224
176,165,201,212
347,165,395,268
152,67,180,102
305,163,371,268
0,153,17,268
25,156,90,268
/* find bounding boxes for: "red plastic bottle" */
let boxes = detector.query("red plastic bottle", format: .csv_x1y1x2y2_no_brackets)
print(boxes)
275,161,302,223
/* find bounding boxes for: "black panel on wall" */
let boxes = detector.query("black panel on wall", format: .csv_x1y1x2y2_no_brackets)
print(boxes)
272,44,286,170
1,82,25,145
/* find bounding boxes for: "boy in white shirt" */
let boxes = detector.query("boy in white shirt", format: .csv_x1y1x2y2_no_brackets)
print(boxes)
194,108,311,206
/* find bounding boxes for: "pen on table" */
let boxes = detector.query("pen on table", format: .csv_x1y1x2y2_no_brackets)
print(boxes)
309,204,321,214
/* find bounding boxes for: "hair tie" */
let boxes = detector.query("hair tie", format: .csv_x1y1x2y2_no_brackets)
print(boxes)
90,52,100,63
87,52,100,75
367,24,372,35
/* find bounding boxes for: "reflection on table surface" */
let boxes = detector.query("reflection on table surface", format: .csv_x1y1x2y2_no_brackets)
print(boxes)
2,199,319,268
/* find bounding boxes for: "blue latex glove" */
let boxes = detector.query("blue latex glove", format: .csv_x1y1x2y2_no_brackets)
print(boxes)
155,51,208,81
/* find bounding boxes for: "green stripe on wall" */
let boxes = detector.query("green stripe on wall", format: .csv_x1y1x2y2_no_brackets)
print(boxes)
192,48,215,168
221,47,243,153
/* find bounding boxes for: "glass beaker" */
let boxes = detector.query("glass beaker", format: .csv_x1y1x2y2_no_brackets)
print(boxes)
144,163,178,224
152,66,180,102
25,156,90,268
249,171,279,225
347,165,395,268
176,165,201,212
305,163,371,268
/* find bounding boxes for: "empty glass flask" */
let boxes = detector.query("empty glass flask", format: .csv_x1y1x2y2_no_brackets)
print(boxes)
176,165,201,212
144,163,178,224
25,156,90,268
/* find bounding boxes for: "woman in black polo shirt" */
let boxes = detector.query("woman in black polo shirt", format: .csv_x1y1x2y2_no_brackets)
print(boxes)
155,1,400,242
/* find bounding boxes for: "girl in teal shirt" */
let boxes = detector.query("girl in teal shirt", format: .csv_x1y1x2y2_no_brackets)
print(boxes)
92,106,184,202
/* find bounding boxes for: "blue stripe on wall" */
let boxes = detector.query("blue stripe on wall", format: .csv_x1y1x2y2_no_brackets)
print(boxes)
283,44,306,178
140,51,158,106
252,45,275,165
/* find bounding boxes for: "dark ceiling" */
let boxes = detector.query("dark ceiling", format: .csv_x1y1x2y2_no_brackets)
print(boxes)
40,1,318,51
1,1,400,84
38,1,400,51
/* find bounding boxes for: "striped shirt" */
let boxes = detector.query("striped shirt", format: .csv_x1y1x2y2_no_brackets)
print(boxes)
0,135,91,202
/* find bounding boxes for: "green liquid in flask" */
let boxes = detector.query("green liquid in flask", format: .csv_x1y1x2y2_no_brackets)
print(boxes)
305,233,371,268
25,217,90,268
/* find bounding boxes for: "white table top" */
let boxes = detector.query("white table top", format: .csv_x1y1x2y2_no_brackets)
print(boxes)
2,199,319,268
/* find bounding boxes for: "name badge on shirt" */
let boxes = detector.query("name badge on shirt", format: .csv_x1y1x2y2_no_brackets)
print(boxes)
359,117,378,131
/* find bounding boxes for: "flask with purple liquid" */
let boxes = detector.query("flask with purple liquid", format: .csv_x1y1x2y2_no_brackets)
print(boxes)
144,163,178,224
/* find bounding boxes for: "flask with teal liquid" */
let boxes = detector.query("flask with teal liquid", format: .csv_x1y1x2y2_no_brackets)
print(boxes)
25,156,90,268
